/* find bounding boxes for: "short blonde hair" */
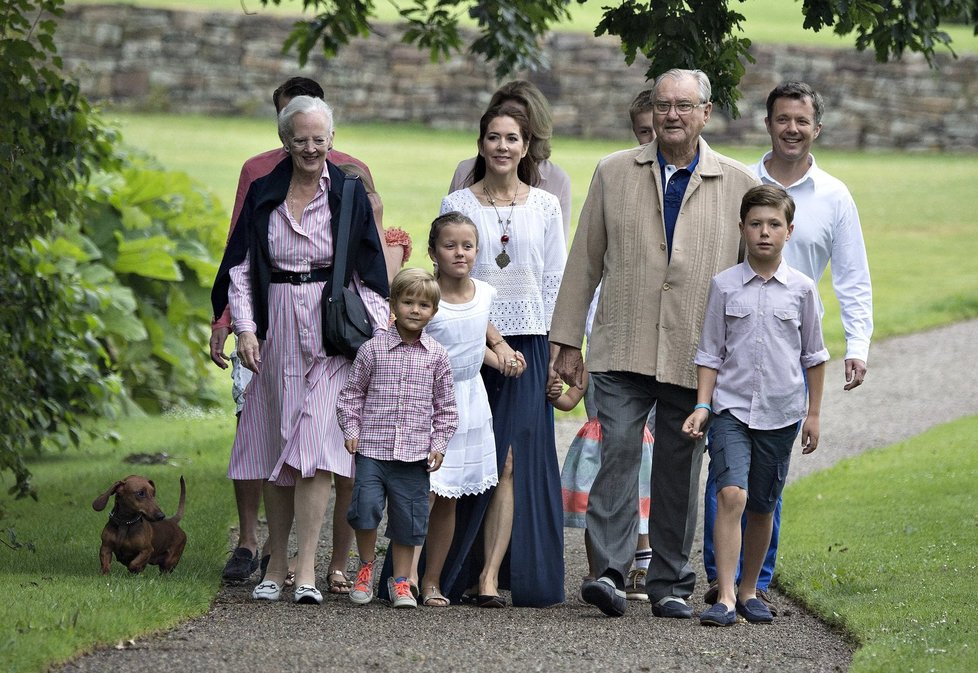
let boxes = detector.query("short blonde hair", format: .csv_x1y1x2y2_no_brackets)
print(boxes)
390,268,440,306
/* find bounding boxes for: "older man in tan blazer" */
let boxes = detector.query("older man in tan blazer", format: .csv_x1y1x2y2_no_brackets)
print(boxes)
551,69,759,619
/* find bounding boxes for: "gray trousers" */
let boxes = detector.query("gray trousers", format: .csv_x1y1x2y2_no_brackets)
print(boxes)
588,371,704,603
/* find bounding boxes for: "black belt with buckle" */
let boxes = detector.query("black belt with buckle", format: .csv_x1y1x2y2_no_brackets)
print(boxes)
270,267,331,284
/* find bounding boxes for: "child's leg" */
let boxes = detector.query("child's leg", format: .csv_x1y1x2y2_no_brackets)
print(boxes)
384,459,430,606
391,542,417,580
705,411,754,609
633,534,652,569
714,485,747,608
738,510,774,601
480,447,514,596
740,422,797,604
355,528,379,564
420,494,455,600
347,455,387,566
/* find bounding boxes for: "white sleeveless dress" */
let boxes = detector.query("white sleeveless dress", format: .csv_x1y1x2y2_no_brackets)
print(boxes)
427,278,499,498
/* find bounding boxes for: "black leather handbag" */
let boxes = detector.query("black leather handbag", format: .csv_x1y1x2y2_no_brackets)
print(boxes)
322,174,373,359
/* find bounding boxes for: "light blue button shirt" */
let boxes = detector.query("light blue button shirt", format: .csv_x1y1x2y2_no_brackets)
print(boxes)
695,260,830,430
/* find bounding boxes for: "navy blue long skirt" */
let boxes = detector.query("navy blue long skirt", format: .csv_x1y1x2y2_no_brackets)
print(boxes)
440,333,565,607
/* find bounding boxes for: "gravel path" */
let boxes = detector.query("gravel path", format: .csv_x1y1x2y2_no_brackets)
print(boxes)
59,319,978,673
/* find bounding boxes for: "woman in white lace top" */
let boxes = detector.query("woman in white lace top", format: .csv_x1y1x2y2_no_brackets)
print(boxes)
437,103,567,607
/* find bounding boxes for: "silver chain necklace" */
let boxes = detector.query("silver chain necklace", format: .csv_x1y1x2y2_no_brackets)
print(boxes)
484,182,520,269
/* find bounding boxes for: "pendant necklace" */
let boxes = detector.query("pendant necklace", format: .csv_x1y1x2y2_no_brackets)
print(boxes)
484,182,520,269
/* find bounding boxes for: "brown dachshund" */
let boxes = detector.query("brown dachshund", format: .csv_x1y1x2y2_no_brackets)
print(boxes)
92,475,187,575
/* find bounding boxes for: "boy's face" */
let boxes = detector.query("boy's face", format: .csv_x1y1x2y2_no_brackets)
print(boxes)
739,205,793,262
392,292,437,335
631,110,656,145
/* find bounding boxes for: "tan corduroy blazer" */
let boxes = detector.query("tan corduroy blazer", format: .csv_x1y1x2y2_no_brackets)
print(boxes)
550,138,760,390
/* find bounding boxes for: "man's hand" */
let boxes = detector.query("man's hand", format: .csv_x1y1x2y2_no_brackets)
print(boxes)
237,331,261,374
844,358,867,391
345,438,359,455
210,326,231,369
552,346,585,390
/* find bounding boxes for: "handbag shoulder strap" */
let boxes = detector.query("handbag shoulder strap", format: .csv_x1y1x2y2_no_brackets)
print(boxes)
331,173,358,300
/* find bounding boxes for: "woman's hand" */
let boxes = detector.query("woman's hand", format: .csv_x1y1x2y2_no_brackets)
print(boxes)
499,350,526,377
492,341,525,378
237,331,262,374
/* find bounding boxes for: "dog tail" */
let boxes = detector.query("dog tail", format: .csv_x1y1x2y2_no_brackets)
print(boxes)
170,475,186,524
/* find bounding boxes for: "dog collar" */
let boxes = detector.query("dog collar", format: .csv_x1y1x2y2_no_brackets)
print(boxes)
109,507,142,526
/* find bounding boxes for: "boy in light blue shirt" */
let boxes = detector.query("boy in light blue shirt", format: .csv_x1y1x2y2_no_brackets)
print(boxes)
683,184,828,626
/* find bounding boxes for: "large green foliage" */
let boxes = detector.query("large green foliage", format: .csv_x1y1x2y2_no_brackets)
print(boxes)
51,153,227,412
1,0,227,498
266,0,978,114
1,0,122,499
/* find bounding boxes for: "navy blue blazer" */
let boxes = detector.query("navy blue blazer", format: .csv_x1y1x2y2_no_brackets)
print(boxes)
211,157,390,339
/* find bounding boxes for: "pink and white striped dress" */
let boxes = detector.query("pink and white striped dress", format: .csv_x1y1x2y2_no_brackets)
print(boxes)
227,168,389,486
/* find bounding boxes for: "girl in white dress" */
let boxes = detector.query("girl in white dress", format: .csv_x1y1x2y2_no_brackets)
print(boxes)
416,211,525,606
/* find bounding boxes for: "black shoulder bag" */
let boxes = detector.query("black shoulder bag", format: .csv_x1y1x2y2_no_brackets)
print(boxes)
322,174,373,359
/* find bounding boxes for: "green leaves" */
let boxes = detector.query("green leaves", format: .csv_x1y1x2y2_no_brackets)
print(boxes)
263,0,976,116
1,0,227,496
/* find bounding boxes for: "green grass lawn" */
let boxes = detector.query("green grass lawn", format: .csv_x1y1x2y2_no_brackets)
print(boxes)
68,0,978,54
105,112,978,362
0,413,237,673
779,414,978,673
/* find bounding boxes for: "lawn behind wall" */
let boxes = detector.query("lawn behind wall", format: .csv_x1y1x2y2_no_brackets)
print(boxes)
0,413,237,673
108,112,978,366
778,414,978,673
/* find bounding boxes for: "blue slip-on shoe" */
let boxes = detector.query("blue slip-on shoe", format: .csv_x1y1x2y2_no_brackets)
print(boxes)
651,596,694,619
736,597,774,623
581,576,626,617
699,602,736,626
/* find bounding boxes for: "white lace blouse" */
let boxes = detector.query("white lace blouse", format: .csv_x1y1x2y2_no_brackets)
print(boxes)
440,187,565,336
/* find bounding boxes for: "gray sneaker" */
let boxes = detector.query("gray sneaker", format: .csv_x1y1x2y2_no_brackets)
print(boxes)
388,577,418,608
350,561,375,605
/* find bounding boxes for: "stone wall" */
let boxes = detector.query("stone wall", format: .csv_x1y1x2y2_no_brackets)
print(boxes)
56,4,978,151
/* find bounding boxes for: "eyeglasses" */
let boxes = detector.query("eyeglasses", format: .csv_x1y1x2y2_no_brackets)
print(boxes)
290,137,328,150
652,101,708,115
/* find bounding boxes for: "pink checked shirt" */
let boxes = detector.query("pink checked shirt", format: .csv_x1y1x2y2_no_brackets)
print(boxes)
336,329,459,462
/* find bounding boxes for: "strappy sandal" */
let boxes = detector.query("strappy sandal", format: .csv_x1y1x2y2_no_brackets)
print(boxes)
327,569,352,594
420,586,450,607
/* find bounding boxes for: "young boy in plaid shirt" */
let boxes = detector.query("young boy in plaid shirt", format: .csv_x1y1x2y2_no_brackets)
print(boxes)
336,268,459,608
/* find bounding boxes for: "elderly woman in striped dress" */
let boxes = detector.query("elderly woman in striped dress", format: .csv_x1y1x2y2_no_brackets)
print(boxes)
211,96,390,604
